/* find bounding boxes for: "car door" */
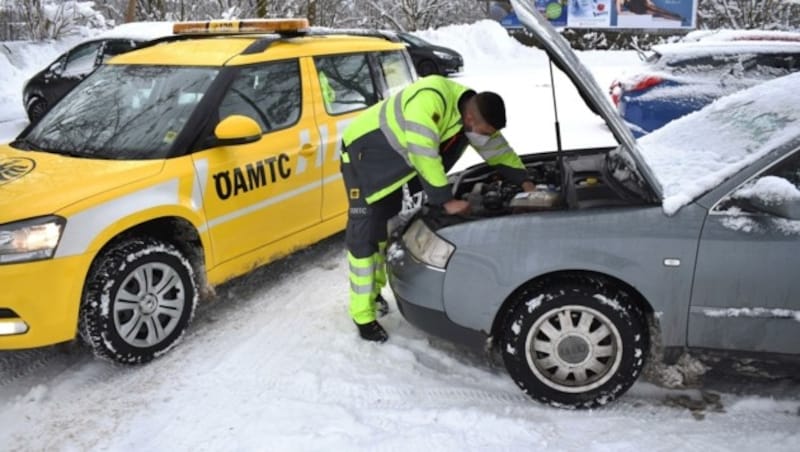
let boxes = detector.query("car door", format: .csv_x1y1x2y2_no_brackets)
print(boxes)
193,59,321,265
688,148,800,354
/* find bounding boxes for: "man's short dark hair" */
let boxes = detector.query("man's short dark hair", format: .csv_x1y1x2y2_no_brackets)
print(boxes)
474,91,506,130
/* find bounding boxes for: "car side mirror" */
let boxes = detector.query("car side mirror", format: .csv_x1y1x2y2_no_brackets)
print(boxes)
734,176,800,220
214,115,262,146
747,197,800,220
47,61,63,75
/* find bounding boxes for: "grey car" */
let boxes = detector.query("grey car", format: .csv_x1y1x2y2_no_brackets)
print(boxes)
386,0,800,409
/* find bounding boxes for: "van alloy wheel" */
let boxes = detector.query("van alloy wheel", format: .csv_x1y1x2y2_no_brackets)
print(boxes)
80,236,198,364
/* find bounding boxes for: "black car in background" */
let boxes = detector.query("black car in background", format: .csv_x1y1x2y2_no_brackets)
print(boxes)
396,32,463,76
22,37,148,122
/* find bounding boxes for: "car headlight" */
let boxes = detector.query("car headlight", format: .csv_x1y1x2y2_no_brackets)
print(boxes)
433,50,454,60
402,219,454,268
0,215,65,264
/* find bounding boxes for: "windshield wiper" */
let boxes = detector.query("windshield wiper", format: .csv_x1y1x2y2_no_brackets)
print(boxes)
10,137,87,158
9,137,37,150
49,149,91,159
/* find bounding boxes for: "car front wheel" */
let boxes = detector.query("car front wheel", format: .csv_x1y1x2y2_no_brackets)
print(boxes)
501,276,648,408
27,97,48,123
79,236,198,364
417,60,439,77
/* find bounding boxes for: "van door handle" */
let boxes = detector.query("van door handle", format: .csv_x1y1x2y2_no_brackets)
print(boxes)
299,143,317,157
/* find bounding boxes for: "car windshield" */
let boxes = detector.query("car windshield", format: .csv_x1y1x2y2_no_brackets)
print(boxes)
22,64,218,159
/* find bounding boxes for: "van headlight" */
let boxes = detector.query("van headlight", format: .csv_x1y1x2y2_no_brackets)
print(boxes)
402,219,455,268
0,215,65,264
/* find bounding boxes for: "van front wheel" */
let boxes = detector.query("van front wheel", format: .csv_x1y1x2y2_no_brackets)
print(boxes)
79,237,198,364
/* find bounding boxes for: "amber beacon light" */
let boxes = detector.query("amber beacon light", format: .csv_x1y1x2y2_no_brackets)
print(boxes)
173,18,310,34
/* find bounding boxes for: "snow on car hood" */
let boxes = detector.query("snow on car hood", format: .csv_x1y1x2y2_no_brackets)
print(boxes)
638,72,800,215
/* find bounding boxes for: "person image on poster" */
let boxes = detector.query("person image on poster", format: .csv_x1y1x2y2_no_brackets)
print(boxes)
616,0,684,22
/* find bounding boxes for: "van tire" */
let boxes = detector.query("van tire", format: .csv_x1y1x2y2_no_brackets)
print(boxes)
79,236,198,364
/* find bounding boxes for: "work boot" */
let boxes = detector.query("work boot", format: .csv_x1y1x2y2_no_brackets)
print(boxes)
375,294,390,318
356,320,388,343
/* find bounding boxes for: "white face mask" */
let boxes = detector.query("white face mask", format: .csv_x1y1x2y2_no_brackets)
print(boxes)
465,131,491,147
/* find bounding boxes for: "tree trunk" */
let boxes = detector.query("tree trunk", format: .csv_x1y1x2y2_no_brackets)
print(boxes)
125,0,137,23
257,0,268,18
307,0,317,26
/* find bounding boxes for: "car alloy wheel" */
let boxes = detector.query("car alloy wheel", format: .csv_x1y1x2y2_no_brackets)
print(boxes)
501,275,648,408
525,304,623,393
80,236,198,364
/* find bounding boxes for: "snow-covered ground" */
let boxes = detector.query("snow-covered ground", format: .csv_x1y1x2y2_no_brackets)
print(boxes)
1,20,799,452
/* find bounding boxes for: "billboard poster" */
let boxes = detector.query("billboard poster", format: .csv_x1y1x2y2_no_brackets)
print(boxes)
492,0,697,30
610,0,695,28
534,0,568,28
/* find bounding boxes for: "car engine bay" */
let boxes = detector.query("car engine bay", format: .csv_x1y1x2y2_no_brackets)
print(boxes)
453,151,646,216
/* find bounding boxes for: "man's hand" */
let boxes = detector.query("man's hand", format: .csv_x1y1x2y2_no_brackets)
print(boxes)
443,199,471,215
522,180,536,192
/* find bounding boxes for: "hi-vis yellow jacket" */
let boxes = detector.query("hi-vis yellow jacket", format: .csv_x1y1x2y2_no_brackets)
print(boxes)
342,75,529,205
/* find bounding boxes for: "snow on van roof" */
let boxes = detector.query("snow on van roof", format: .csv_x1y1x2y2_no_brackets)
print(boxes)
97,21,174,41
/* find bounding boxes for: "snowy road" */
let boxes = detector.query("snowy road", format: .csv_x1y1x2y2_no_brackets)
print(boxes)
1,234,799,451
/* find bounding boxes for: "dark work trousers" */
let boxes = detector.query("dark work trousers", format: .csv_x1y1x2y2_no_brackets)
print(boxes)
340,149,403,325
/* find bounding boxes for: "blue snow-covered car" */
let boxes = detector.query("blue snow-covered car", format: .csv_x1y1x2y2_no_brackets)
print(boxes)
610,37,800,137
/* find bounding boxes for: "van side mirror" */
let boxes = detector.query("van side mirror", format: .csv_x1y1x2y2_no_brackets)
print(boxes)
214,115,262,146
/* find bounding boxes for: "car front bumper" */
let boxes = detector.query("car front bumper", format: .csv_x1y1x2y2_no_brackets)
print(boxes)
387,239,487,350
0,255,89,349
440,58,463,75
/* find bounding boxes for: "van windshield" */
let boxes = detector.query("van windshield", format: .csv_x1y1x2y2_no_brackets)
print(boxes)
22,64,218,160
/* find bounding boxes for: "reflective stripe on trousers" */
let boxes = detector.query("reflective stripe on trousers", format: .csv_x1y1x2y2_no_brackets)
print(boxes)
349,251,379,324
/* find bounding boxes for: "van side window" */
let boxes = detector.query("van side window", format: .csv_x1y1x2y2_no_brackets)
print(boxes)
314,54,377,115
217,60,302,134
378,50,414,97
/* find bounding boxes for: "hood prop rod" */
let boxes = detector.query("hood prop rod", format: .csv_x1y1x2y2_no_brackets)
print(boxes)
548,57,566,196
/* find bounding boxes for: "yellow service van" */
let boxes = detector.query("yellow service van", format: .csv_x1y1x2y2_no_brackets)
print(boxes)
0,18,415,363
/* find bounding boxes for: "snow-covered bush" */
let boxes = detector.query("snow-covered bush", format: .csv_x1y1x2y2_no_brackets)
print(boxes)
20,0,108,41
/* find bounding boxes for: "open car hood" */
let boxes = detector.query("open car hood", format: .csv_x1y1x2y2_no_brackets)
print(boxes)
511,0,663,200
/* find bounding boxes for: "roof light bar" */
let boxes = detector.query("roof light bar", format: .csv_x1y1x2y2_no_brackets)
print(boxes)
173,18,309,35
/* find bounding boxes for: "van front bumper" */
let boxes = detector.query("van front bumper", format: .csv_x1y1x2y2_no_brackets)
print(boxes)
0,255,89,349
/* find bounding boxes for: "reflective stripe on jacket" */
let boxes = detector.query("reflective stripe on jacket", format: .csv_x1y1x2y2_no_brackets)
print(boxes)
342,75,528,205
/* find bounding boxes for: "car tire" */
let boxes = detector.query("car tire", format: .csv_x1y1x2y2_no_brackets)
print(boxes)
501,276,648,408
27,97,48,123
79,236,198,365
417,60,439,77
